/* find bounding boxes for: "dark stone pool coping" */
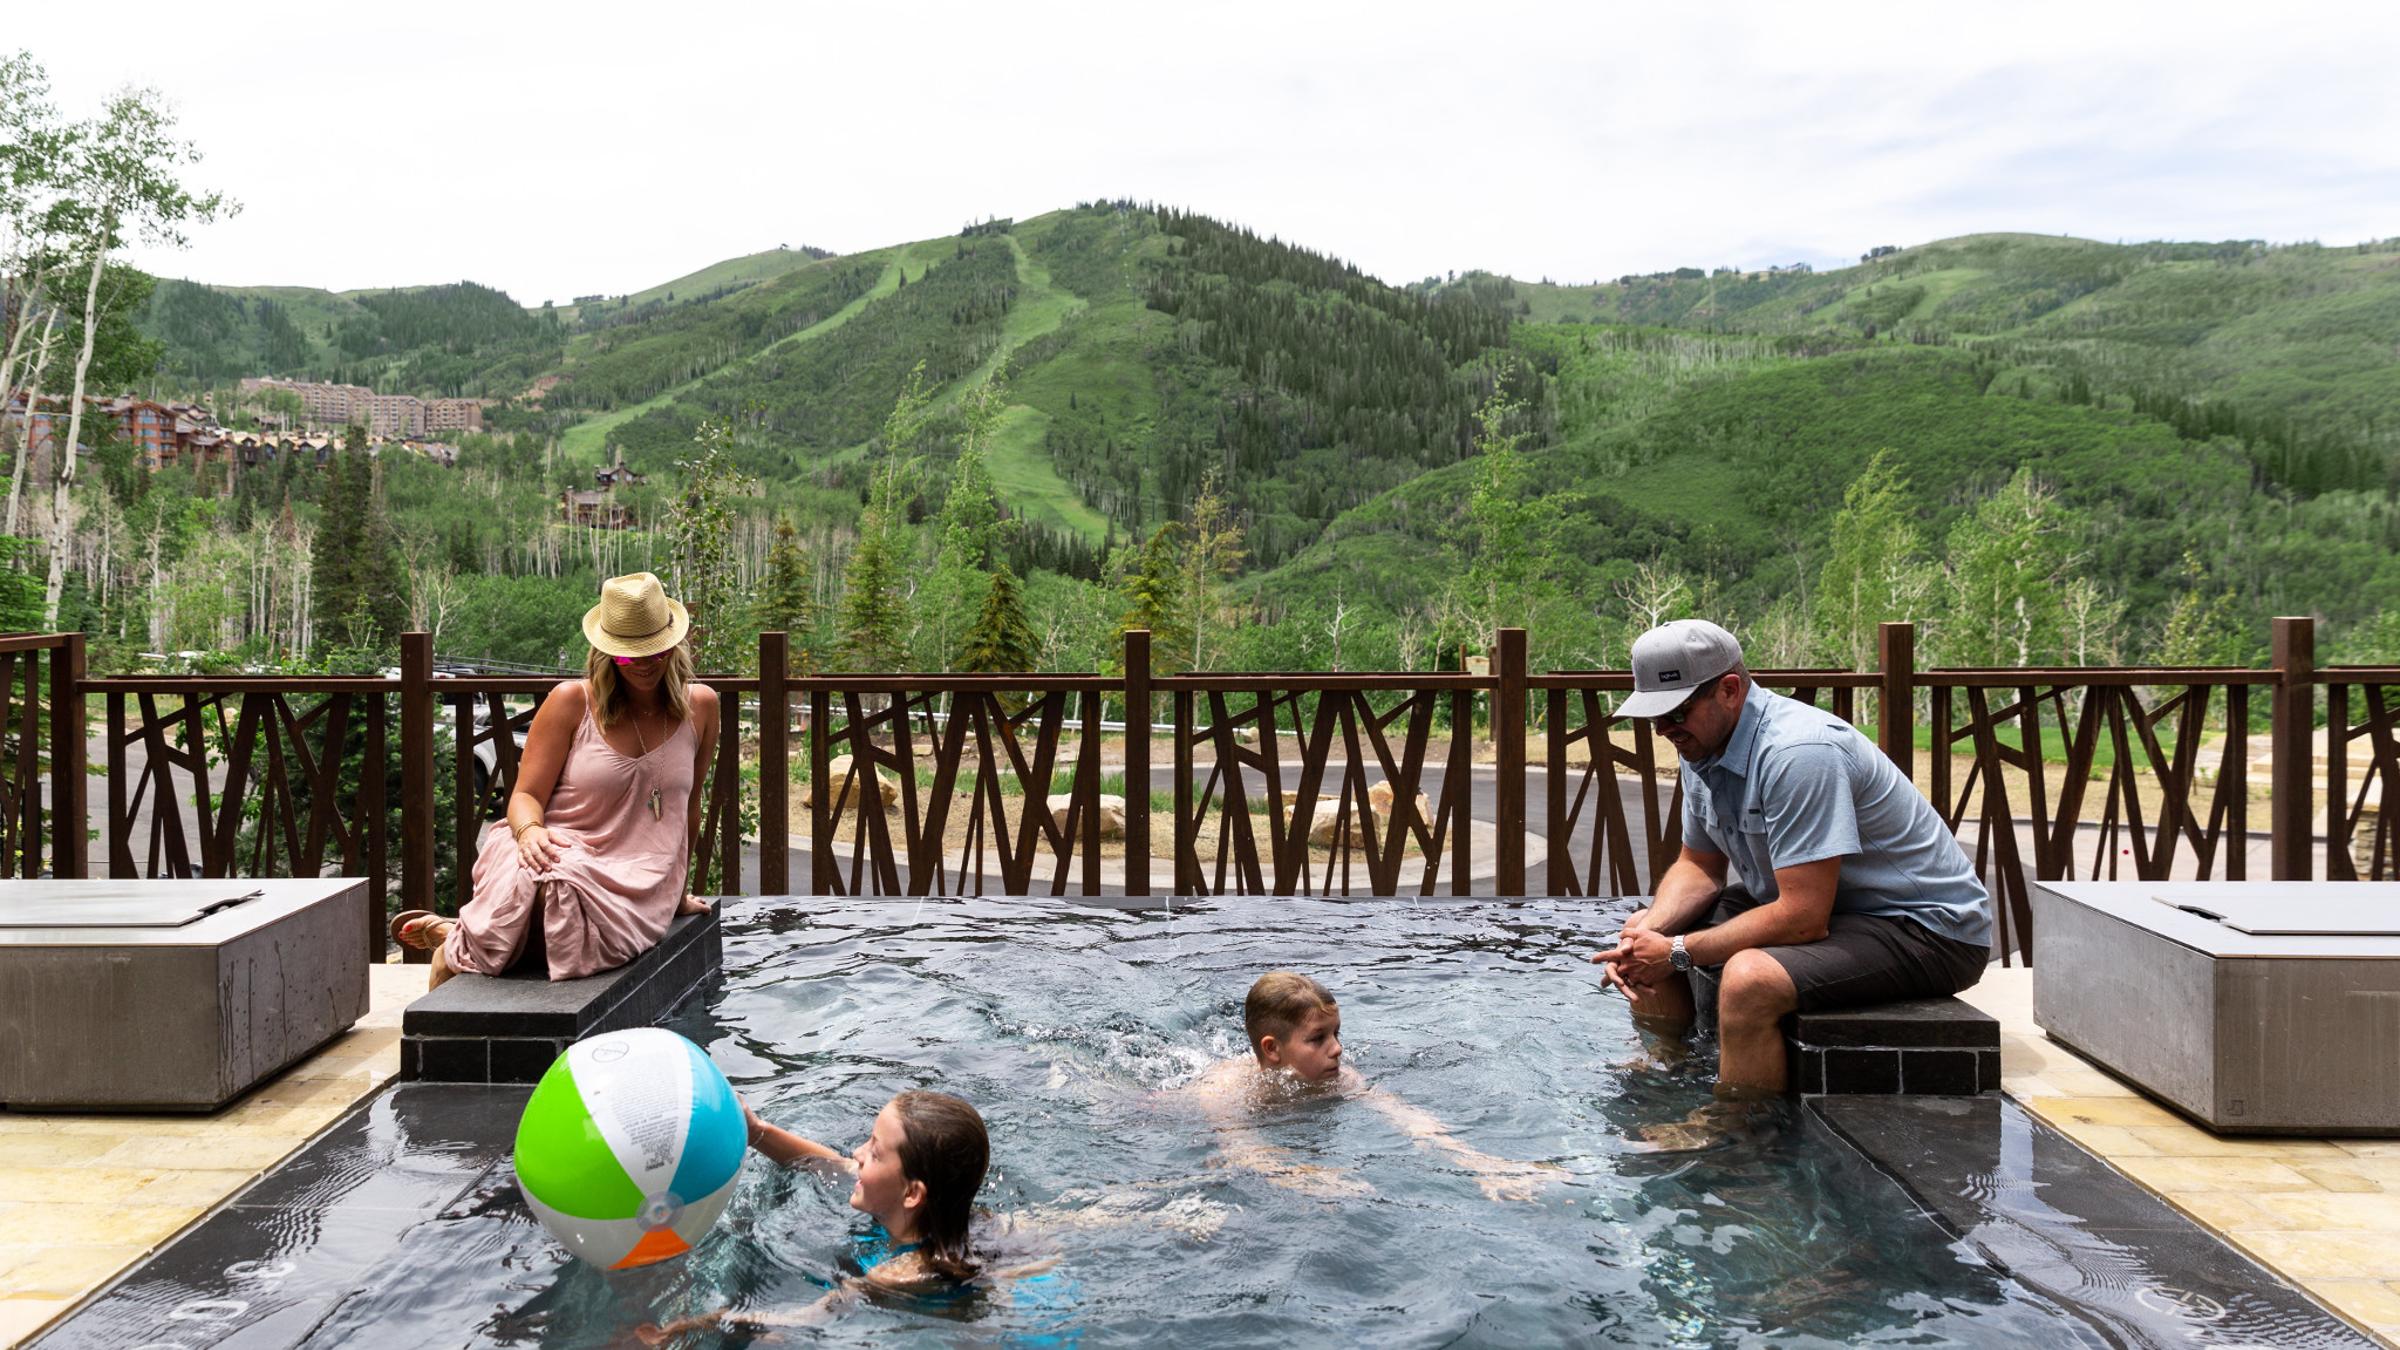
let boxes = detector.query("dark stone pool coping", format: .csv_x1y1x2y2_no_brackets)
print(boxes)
31,1081,2372,1348
1816,1095,2375,1346
399,908,721,1084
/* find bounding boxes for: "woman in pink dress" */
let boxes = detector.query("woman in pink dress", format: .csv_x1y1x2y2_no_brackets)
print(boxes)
394,572,720,987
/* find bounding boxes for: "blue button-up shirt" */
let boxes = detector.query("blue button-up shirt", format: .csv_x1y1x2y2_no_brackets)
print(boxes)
1682,686,1992,948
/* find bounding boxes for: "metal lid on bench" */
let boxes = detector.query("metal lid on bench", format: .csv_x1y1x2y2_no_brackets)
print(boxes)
2154,892,2400,937
0,882,262,929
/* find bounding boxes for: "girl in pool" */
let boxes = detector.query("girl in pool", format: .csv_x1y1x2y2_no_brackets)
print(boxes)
638,1090,1104,1341
749,1089,993,1288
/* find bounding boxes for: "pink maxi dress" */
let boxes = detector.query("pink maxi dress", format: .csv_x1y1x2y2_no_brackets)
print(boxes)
441,681,695,980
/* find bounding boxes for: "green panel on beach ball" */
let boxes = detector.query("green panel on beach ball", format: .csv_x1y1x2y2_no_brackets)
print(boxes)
514,1057,643,1219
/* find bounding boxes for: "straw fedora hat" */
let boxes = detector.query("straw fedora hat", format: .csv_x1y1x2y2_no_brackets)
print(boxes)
582,572,690,658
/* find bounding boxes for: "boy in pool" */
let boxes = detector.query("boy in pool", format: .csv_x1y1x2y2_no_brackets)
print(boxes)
1189,970,1563,1202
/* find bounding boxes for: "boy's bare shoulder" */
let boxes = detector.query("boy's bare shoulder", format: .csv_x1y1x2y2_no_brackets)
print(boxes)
1166,1057,1258,1109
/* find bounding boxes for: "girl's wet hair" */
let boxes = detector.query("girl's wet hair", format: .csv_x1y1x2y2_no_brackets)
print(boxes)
890,1090,989,1280
1244,970,1336,1051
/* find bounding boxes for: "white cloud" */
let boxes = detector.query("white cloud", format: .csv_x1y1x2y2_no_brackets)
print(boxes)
13,0,2398,301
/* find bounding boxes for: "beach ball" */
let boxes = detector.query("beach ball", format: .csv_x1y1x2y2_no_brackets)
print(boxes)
513,1028,747,1269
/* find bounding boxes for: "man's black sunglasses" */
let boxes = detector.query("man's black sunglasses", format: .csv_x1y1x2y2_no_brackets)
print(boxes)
1650,675,1729,728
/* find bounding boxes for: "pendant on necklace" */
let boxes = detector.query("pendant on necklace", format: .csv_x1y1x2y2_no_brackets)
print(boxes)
648,787,662,820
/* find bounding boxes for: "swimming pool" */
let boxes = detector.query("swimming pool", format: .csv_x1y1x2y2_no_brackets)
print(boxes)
43,895,2366,1348
338,896,2217,1346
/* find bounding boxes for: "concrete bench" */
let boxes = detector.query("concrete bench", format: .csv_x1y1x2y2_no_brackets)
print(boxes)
1690,966,2001,1096
400,908,721,1084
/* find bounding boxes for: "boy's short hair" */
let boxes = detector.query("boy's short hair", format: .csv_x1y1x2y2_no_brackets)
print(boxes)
1244,971,1336,1051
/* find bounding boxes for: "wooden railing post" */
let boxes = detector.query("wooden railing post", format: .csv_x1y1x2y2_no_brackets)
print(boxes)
49,633,86,879
1494,628,1526,896
400,632,435,916
1123,630,1150,897
760,631,789,895
1878,621,1916,782
809,689,832,895
2270,616,2314,881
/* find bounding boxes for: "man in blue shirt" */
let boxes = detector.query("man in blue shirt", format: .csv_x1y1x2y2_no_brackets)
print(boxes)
1592,620,1991,1114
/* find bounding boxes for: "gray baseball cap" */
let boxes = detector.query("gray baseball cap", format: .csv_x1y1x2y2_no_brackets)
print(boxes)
1616,619,1745,720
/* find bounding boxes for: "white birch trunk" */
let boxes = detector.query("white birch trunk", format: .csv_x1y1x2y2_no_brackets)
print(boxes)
7,307,60,537
44,241,109,626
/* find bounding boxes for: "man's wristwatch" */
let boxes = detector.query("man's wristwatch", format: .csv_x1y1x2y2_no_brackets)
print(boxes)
1668,935,1691,973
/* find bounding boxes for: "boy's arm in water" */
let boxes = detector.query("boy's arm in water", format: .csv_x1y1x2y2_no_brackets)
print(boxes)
1179,1059,1373,1199
744,1101,855,1180
1348,1068,1565,1202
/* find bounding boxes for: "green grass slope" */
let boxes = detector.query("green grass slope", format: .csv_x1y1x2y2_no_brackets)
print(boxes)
552,246,833,323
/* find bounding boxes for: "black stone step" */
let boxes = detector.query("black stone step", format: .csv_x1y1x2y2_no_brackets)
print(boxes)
1691,965,2001,1096
1789,997,2002,1096
399,908,722,1084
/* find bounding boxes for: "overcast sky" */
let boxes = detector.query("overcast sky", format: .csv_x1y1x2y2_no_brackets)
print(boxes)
16,0,2400,304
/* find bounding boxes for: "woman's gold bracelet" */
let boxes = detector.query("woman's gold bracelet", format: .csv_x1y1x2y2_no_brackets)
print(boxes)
511,819,543,841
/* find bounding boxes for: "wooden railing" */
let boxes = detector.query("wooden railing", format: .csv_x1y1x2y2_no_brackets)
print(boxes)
8,620,2395,966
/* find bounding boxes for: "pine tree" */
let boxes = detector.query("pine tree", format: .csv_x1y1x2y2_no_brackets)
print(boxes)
1117,523,1188,671
310,423,403,652
836,521,908,672
353,453,405,647
754,517,813,663
838,455,915,672
957,561,1039,676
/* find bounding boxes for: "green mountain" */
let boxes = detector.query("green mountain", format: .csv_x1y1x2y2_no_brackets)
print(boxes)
133,211,2400,665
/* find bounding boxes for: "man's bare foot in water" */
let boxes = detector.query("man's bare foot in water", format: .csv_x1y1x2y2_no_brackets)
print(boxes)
1630,1097,1779,1154
1614,1015,1696,1074
678,893,712,915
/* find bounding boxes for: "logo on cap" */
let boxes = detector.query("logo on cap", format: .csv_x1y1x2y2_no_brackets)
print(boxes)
1660,669,1681,683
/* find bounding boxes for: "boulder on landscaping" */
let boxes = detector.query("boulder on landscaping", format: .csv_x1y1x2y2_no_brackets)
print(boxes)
800,753,899,813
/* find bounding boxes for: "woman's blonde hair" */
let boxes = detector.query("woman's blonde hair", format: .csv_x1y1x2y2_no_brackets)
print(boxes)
583,642,694,727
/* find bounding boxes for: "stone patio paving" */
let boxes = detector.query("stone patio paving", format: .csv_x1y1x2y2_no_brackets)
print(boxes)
0,963,425,1347
1962,966,2400,1347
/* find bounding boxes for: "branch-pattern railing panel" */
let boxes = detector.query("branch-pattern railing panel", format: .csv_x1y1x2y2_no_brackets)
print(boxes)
1925,671,2267,965
95,677,386,965
10,623,2393,965
0,634,83,880
1163,678,1481,897
2326,669,2400,882
799,678,1109,897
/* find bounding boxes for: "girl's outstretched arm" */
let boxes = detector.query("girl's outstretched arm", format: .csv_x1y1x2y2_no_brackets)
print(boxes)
745,1101,854,1179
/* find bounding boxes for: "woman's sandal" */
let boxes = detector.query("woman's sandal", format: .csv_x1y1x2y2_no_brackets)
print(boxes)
389,909,452,952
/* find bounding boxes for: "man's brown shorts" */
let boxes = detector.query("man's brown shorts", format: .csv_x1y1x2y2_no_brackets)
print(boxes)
1693,890,1989,1012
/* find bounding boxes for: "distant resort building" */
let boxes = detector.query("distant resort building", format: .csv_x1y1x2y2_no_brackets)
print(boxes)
561,489,633,529
238,377,486,437
563,454,644,528
4,391,462,475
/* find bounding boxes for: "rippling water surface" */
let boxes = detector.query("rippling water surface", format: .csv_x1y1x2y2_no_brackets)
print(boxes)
377,896,2103,1347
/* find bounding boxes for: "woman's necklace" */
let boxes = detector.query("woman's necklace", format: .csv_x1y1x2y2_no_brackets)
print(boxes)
629,703,664,818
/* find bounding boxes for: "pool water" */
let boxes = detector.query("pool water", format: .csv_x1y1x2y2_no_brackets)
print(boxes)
331,897,2129,1346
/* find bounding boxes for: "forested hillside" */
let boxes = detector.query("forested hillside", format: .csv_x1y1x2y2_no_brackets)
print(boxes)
111,209,2400,678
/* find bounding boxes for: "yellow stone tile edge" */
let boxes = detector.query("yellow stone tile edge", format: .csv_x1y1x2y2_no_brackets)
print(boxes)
1960,969,2400,1349
0,962,425,1349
